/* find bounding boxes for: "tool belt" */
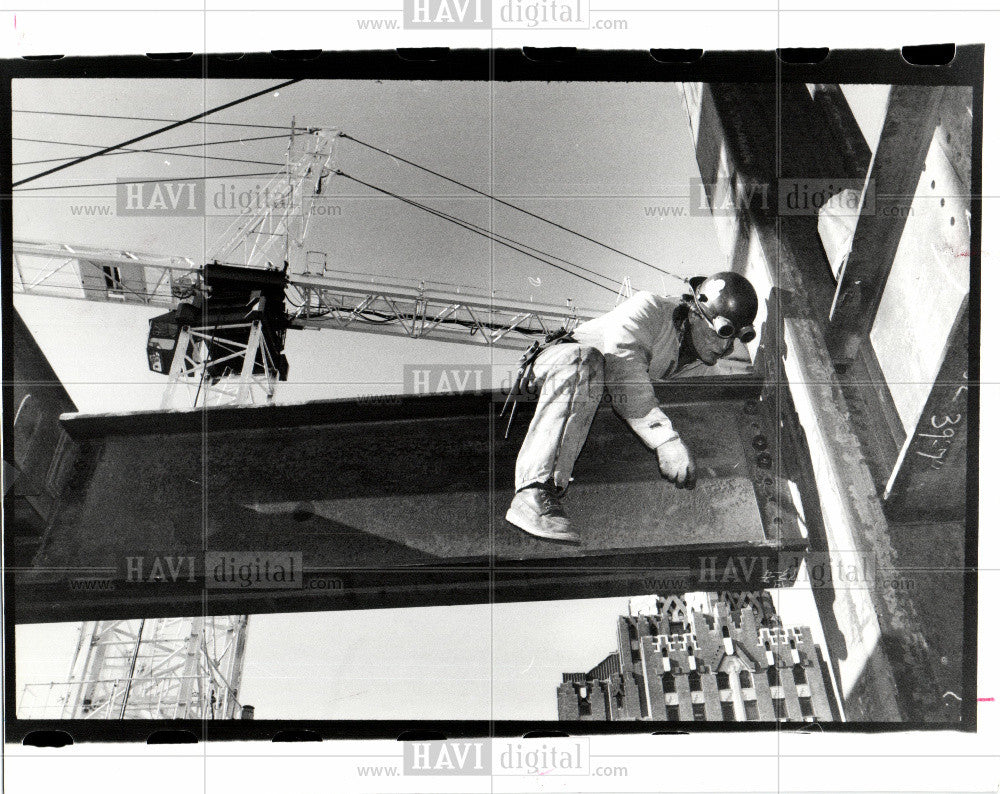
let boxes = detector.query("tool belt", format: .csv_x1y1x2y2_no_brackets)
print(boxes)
499,327,577,438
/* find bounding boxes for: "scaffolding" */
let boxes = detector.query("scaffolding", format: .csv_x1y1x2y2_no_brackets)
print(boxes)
18,616,249,720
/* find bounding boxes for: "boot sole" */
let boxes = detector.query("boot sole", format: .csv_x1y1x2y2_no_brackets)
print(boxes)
505,504,580,544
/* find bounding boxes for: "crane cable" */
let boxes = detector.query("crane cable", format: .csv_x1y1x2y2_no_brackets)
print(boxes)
13,171,284,193
336,169,619,296
12,133,292,167
13,108,306,132
12,98,686,293
13,79,302,187
17,148,282,170
336,171,619,287
338,132,689,285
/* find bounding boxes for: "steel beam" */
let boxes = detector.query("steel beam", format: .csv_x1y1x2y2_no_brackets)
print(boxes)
681,81,973,723
827,86,945,361
10,367,814,624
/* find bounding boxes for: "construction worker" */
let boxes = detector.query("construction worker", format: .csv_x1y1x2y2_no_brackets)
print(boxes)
505,271,758,543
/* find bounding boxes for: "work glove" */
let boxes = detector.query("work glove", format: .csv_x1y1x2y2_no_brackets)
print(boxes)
656,436,696,489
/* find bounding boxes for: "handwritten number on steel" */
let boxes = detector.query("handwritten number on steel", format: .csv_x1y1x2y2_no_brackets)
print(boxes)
952,370,968,403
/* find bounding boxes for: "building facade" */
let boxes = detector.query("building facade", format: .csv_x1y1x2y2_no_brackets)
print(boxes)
557,593,837,723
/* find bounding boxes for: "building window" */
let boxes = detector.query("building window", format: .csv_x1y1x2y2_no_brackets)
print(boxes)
721,701,736,721
692,703,706,721
774,698,787,720
689,673,702,692
579,700,591,716
744,701,759,720
103,265,123,293
767,667,780,687
615,691,624,710
663,675,675,693
716,672,730,692
793,664,808,685
666,704,680,721
799,696,814,718
739,670,753,689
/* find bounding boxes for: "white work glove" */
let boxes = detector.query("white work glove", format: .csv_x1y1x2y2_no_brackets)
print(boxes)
656,436,696,489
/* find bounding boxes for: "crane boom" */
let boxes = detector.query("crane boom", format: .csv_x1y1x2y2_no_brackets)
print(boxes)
11,238,602,350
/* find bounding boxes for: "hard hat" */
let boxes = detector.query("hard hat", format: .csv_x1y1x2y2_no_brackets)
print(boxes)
688,272,759,343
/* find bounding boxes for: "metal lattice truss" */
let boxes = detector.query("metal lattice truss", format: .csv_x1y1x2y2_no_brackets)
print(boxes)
17,616,249,720
160,322,282,410
286,269,596,349
11,239,201,307
12,239,602,351
208,128,339,273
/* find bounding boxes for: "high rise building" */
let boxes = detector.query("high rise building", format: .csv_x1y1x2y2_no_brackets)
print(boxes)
557,592,837,722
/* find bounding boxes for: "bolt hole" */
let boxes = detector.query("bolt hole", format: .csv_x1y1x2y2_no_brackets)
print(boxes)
950,217,955,226
931,180,936,189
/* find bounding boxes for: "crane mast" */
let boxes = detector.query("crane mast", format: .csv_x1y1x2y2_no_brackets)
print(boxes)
18,617,250,720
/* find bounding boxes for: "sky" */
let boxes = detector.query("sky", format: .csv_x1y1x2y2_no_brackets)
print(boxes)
12,78,728,413
11,77,844,720
12,78,721,299
15,583,833,720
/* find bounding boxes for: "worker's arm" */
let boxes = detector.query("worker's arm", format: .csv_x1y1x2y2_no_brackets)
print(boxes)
601,291,696,488
599,292,680,450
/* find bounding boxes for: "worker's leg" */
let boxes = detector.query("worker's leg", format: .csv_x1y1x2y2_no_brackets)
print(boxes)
514,343,605,493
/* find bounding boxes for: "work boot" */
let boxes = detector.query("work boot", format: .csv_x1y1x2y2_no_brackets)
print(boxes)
505,482,580,543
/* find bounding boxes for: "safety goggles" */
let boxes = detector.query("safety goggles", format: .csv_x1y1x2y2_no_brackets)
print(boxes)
691,296,756,344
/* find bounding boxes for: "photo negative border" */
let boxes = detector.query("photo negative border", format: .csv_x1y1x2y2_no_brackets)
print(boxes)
1,45,984,743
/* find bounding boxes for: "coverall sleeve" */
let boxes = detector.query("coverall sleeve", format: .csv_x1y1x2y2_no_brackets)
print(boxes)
599,291,680,450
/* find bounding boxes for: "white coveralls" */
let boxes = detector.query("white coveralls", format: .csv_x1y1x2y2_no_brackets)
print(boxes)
514,291,689,492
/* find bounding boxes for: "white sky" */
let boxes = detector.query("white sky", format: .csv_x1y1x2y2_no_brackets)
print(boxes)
12,78,727,412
